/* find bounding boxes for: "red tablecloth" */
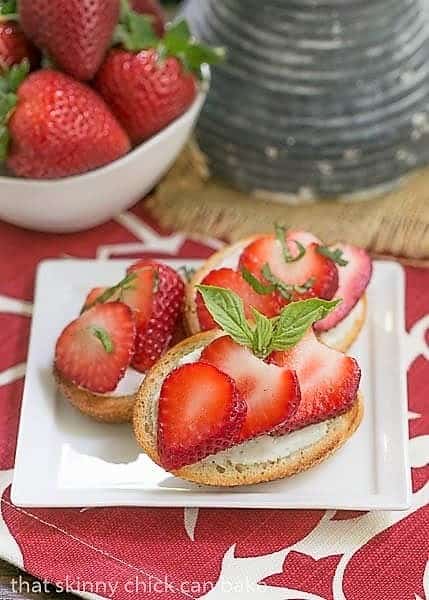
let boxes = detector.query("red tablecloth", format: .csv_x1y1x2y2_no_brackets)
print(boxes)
0,204,428,600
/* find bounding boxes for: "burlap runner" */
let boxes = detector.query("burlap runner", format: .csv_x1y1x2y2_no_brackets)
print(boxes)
145,143,429,266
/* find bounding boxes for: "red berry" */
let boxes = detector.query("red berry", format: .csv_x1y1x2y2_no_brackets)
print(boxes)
6,70,131,179
55,302,136,394
201,336,300,441
196,267,281,331
269,329,361,432
95,48,197,144
0,22,39,73
157,362,247,470
20,0,119,81
127,260,185,372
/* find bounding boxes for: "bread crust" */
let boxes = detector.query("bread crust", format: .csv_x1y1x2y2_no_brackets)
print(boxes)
320,295,367,354
55,367,137,424
133,331,364,487
184,235,366,352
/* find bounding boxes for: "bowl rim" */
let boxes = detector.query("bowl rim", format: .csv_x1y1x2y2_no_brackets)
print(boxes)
0,73,209,188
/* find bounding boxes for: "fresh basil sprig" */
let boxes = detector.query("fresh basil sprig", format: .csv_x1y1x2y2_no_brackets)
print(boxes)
275,224,306,263
317,246,348,267
261,264,315,300
196,284,340,359
241,264,314,301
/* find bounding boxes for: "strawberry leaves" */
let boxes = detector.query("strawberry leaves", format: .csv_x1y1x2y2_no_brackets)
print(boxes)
0,59,29,160
197,284,254,347
114,0,225,76
0,0,18,20
196,284,340,359
115,0,159,51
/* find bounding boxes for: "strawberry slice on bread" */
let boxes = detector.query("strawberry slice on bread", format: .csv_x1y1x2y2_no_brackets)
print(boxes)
201,336,300,441
55,302,136,394
239,227,339,302
157,362,247,470
314,243,372,332
269,329,361,433
134,288,363,486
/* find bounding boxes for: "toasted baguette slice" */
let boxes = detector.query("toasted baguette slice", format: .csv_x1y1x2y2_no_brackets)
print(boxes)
54,317,189,424
133,330,364,487
184,236,367,353
54,367,137,424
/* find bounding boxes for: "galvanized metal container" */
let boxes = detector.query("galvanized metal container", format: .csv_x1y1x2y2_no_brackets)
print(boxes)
184,0,429,200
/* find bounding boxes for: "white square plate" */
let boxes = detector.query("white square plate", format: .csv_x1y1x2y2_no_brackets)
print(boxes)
12,259,411,510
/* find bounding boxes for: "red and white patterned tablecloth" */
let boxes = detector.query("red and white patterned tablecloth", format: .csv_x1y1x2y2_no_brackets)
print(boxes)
0,203,428,600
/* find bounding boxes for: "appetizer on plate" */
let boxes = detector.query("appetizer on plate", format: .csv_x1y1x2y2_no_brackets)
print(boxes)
185,227,372,352
134,286,363,487
54,259,185,423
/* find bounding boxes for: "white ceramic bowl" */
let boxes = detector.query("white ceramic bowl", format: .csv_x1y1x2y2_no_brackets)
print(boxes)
0,87,207,233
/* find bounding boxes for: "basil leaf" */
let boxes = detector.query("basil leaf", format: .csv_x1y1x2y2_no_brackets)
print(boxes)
241,267,276,295
275,224,306,263
261,263,314,300
317,245,348,267
251,308,275,358
196,285,253,347
92,327,113,353
270,298,341,351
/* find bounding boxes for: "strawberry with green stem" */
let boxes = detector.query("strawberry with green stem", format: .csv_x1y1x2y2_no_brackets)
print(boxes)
0,62,131,177
0,0,39,74
95,1,225,144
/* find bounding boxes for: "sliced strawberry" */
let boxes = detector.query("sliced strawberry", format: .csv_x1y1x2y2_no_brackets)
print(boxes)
157,362,247,470
82,287,109,311
55,302,135,394
81,269,154,324
269,329,361,432
196,267,281,331
201,336,300,441
239,234,338,301
314,244,372,332
127,260,185,372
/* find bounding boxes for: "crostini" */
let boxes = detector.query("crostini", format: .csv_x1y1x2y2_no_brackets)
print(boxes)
185,227,372,353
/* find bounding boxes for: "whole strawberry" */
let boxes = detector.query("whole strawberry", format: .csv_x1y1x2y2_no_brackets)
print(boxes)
0,63,131,178
127,260,185,372
20,0,119,81
95,4,225,144
0,0,39,72
131,0,165,37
